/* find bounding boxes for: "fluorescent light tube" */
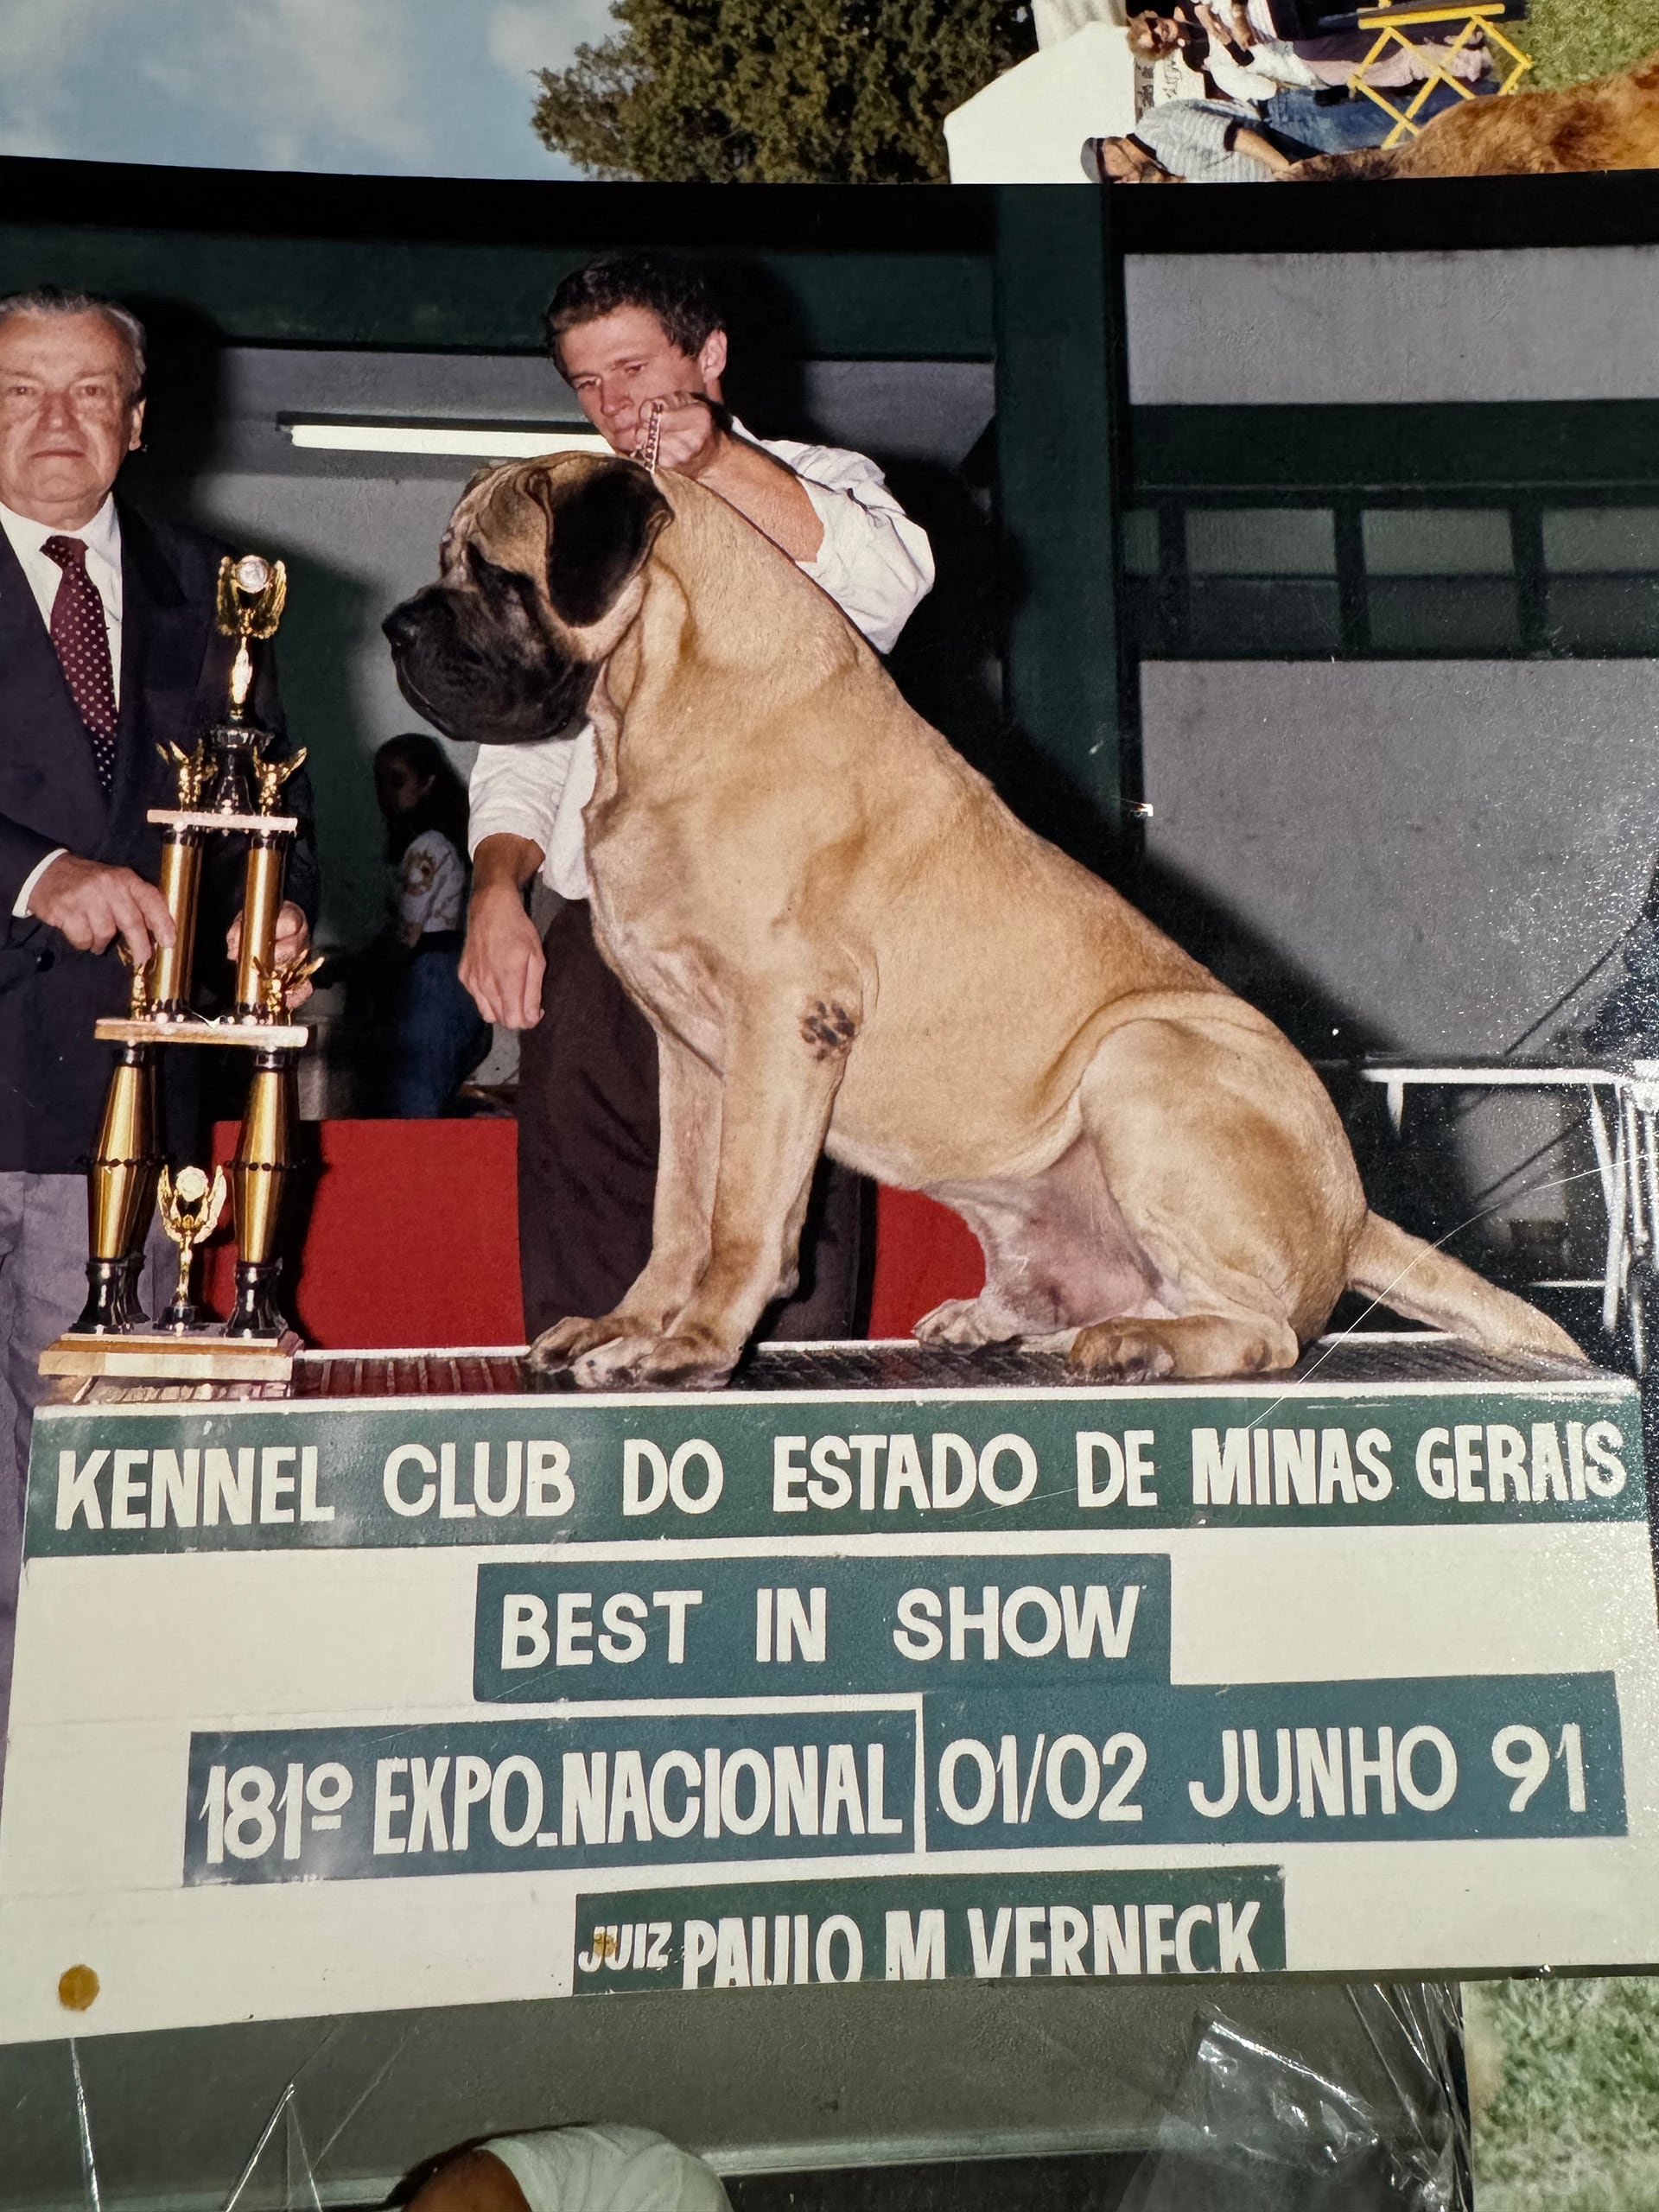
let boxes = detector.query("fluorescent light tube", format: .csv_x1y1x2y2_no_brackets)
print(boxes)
282,419,611,460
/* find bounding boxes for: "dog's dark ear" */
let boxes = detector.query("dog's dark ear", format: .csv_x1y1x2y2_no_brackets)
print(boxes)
539,461,671,629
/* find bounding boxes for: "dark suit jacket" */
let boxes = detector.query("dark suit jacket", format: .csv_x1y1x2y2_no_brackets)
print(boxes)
0,501,319,1173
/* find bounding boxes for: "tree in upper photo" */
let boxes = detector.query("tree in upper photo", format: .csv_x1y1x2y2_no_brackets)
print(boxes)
530,0,1037,181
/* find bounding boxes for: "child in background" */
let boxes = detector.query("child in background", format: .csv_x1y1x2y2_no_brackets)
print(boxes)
409,2123,732,2212
370,732,492,1116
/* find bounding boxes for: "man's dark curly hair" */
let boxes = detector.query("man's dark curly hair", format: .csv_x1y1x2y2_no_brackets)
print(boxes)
543,252,724,377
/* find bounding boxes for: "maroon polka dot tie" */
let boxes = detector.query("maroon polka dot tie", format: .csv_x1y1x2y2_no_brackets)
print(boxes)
41,534,118,791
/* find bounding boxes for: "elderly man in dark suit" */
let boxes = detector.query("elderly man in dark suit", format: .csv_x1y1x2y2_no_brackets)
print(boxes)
0,287,317,1735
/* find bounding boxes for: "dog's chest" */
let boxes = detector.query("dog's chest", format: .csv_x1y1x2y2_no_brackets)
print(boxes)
589,868,725,1062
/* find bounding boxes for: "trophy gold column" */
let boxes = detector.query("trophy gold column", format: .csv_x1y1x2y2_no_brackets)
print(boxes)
226,1048,296,1338
41,553,316,1383
69,1038,159,1337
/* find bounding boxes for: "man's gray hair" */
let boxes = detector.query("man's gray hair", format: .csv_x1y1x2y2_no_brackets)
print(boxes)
0,287,147,400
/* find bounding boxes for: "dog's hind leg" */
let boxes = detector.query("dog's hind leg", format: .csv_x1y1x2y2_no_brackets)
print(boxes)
917,1140,1164,1350
1065,1013,1362,1382
1071,1311,1298,1382
527,1029,721,1373
915,1294,1020,1350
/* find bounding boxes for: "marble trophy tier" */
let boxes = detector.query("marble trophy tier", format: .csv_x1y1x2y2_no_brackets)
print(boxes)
40,554,317,1382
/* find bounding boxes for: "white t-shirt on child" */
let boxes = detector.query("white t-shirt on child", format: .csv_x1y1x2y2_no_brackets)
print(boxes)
486,2124,731,2212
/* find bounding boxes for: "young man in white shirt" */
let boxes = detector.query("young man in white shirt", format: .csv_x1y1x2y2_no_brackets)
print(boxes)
459,253,933,1344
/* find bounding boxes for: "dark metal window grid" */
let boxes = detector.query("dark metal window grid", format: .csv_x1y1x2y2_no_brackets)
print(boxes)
1125,492,1659,661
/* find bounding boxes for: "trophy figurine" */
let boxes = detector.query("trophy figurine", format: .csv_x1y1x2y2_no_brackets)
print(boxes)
157,1165,228,1332
40,552,313,1382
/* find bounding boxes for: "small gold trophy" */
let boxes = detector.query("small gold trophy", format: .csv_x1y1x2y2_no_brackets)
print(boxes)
156,1165,228,1332
41,554,312,1382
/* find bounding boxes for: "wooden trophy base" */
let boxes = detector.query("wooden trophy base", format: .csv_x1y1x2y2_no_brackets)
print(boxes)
92,1018,308,1049
40,1330,301,1382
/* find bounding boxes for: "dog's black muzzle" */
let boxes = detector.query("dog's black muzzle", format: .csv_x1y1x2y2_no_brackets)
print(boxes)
382,582,596,747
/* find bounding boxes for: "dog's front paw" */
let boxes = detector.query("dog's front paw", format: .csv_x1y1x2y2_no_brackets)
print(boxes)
566,1333,663,1389
636,1330,741,1390
570,1329,739,1391
527,1313,631,1372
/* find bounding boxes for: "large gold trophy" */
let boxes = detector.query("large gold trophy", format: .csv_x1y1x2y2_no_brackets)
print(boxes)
41,556,315,1382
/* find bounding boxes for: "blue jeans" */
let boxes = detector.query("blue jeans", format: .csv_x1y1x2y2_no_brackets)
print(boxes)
1266,76,1493,154
388,933,492,1117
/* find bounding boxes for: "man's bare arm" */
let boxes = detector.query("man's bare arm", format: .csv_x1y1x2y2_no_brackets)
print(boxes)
629,395,824,563
461,833,546,1031
1230,124,1295,171
696,435,824,563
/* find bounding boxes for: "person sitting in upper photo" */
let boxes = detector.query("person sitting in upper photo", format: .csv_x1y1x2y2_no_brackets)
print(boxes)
1137,0,1515,47
1123,0,1495,158
1084,97,1314,179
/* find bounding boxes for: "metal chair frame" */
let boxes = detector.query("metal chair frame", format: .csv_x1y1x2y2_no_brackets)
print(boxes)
1349,2,1534,147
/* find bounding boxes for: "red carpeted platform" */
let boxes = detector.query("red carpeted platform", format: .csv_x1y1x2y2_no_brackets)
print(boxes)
205,1120,523,1350
203,1121,982,1350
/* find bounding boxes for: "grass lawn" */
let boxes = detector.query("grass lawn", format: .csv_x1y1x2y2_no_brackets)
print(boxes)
1518,0,1659,86
1471,1977,1659,2211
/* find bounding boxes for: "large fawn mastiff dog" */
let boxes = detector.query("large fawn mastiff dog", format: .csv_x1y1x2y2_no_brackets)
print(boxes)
385,454,1580,1389
1290,50,1659,180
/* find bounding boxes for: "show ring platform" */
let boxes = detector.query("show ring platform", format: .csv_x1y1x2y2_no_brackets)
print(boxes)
5,1332,1656,2030
2,1332,1656,2200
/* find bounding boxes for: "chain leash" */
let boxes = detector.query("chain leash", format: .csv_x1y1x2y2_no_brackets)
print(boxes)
636,400,664,478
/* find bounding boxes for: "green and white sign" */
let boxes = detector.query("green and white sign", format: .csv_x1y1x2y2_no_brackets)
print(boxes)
0,1359,1656,2041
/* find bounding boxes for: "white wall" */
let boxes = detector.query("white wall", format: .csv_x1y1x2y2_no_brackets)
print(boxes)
1141,658,1659,1056
1124,247,1659,1254
1127,245,1659,405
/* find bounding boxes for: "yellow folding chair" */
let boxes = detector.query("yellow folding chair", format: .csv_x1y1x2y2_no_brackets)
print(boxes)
1349,2,1534,146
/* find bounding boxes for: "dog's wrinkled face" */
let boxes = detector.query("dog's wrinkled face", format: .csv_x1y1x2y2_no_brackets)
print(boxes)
381,454,671,746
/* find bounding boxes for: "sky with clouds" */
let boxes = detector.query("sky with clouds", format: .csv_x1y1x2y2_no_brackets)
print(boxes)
0,0,617,179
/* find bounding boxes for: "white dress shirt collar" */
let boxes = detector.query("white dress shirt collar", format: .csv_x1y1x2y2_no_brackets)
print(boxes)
0,490,124,685
0,491,122,582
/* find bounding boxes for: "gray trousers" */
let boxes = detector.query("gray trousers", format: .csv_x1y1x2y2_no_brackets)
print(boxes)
0,1173,168,1786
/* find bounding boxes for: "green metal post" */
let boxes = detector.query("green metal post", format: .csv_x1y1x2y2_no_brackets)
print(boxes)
993,187,1135,866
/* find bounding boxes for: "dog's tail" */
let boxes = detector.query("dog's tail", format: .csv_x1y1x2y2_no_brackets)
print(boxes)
1346,1211,1585,1363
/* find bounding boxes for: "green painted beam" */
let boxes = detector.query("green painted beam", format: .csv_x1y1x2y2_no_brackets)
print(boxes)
994,189,1134,855
0,230,993,360
1130,401,1659,497
0,166,995,360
